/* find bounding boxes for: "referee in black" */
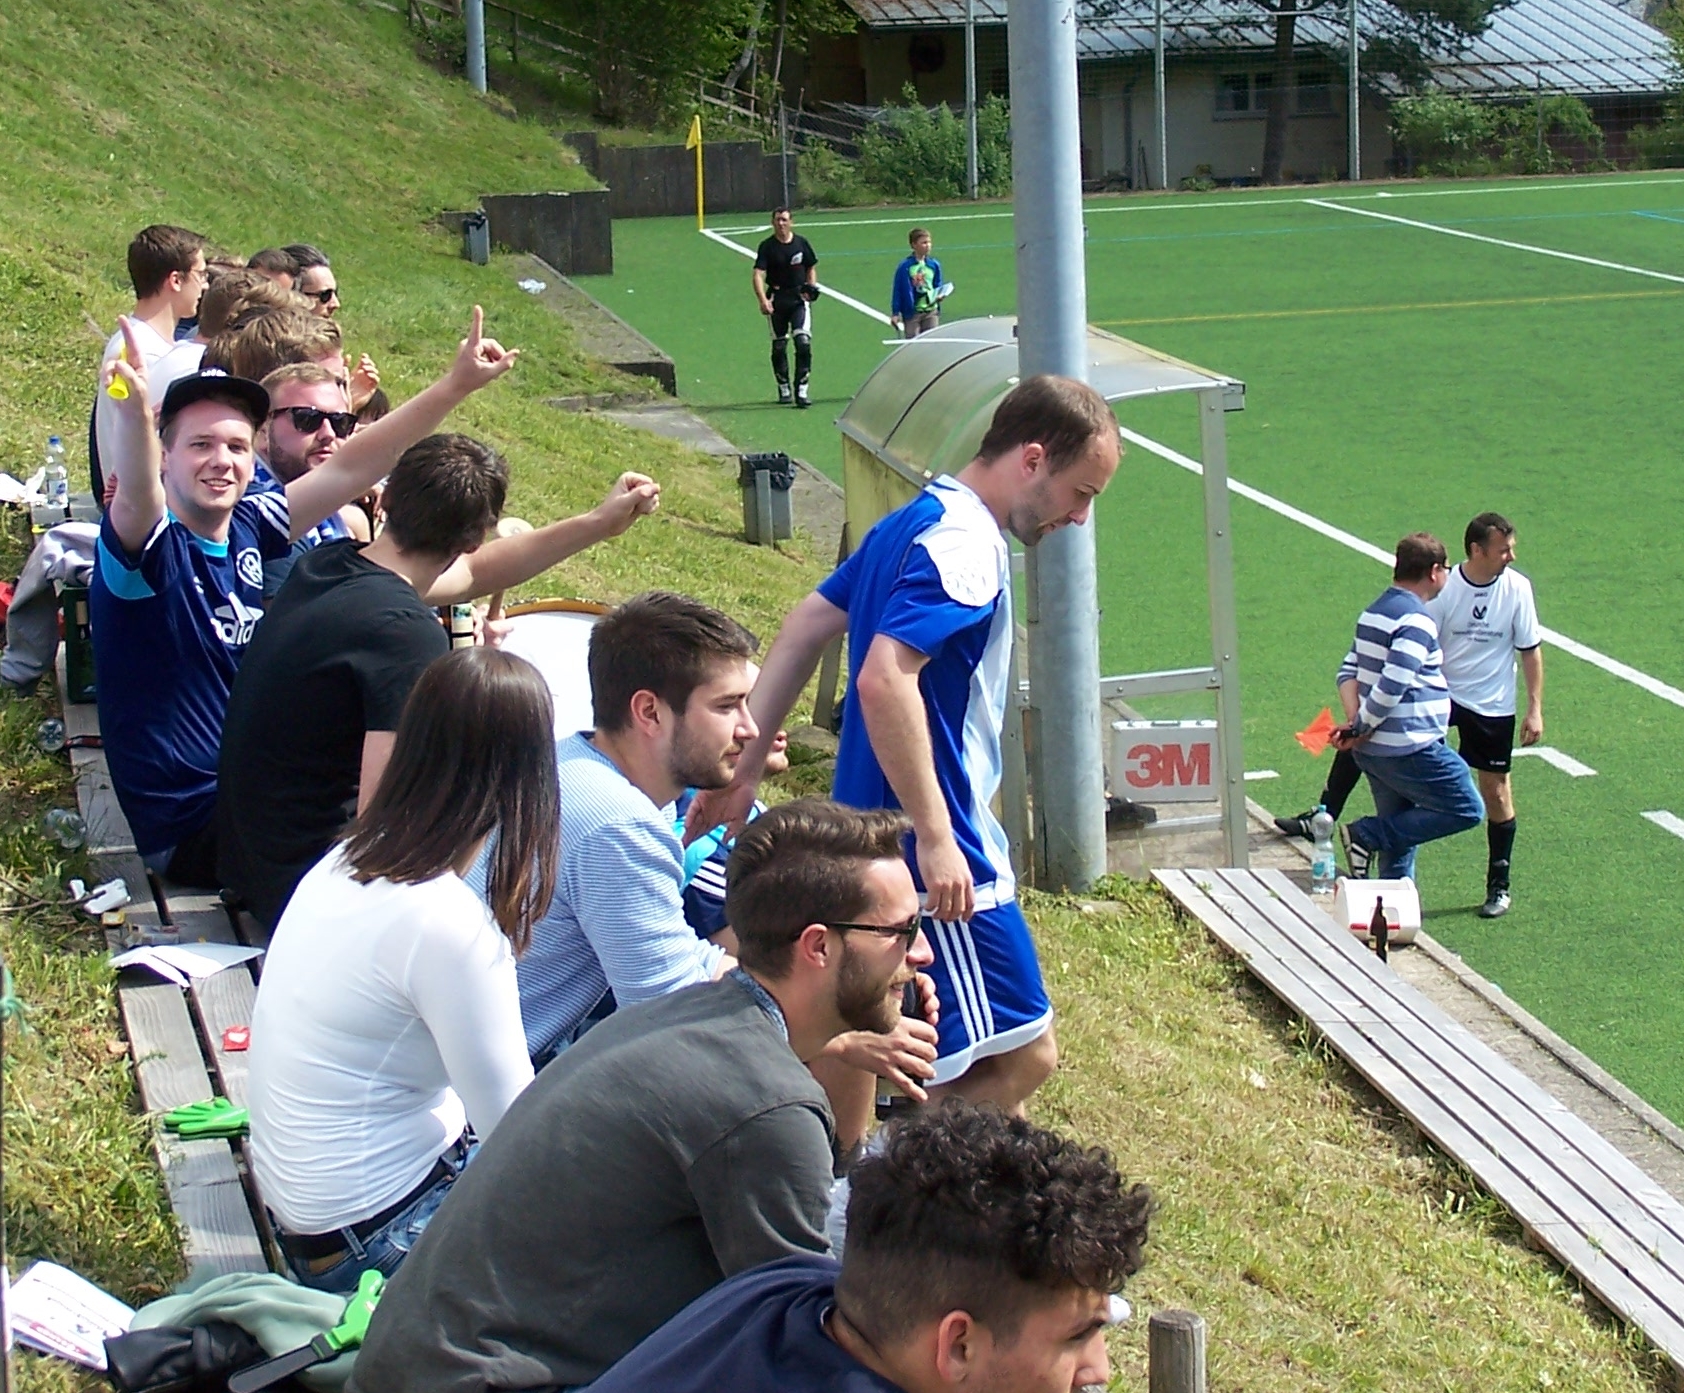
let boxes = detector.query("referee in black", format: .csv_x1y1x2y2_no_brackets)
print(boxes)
752,207,819,408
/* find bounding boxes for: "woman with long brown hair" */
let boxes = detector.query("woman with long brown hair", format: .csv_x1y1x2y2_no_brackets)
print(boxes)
248,646,559,1293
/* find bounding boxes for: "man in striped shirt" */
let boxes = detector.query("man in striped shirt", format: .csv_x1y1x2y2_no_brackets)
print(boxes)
1331,532,1484,882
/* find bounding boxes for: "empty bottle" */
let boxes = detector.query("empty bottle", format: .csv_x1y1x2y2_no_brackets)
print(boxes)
43,808,86,850
44,436,69,516
36,717,67,754
1309,804,1337,898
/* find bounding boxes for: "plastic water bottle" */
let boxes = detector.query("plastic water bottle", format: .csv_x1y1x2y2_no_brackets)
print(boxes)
36,718,67,754
1310,804,1337,899
43,808,87,850
44,436,69,516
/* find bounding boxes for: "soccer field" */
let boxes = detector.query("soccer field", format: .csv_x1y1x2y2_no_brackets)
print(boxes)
578,172,1684,1122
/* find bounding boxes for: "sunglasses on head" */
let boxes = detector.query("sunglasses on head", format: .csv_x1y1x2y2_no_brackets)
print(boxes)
303,286,338,305
270,405,356,438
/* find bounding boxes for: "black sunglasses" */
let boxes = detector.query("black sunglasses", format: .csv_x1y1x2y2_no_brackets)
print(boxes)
270,405,356,438
303,286,339,305
825,916,921,951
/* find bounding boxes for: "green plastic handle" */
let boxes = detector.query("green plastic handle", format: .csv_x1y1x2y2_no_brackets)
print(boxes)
325,1269,384,1352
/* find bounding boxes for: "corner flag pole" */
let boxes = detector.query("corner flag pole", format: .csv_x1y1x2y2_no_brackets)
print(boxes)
687,115,705,230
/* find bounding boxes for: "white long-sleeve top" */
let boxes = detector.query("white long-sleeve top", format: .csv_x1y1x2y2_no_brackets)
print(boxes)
248,849,534,1233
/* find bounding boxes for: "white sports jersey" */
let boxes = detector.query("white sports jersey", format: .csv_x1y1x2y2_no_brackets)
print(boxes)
1426,564,1541,716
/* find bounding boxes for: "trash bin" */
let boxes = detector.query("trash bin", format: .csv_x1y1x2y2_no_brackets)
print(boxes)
739,453,794,546
463,210,490,266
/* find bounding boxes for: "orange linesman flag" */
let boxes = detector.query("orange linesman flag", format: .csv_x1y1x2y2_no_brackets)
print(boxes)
1294,707,1337,756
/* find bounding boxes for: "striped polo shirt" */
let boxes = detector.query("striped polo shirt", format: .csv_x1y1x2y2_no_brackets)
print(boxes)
1335,585,1450,757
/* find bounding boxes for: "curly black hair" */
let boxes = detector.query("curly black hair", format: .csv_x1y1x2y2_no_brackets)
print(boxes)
837,1101,1152,1345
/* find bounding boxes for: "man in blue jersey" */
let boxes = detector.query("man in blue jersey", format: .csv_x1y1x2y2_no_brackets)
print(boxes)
690,375,1121,1119
94,306,517,886
1331,532,1484,882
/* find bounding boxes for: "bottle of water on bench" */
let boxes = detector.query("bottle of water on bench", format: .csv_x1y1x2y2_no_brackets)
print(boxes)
45,435,69,518
1309,805,1336,899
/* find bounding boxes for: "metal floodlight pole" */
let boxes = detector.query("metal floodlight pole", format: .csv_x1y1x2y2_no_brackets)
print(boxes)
1347,0,1360,180
1009,0,1108,892
1154,0,1168,189
966,0,980,199
465,0,488,93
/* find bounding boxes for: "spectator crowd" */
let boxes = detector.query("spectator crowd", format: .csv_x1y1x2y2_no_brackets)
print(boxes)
37,222,1156,1392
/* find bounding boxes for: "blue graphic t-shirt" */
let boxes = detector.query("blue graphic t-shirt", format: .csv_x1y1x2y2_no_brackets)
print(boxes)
817,476,1016,907
91,493,292,855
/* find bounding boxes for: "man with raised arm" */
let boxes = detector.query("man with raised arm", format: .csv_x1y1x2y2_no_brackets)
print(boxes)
690,375,1121,1122
93,307,516,886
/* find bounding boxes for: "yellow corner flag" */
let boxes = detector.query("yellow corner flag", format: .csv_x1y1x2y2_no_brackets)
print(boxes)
687,115,704,229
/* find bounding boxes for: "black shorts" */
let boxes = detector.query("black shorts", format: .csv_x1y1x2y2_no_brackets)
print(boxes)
1449,703,1515,773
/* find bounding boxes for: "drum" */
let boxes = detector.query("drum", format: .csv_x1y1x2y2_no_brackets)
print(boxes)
498,599,610,738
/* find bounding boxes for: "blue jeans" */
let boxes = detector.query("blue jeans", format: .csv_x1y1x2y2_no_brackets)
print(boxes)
1351,739,1485,880
276,1142,471,1294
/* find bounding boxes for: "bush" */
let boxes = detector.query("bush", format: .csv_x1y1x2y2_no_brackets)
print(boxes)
798,138,876,207
1390,90,1604,176
856,85,1012,202
1628,115,1684,168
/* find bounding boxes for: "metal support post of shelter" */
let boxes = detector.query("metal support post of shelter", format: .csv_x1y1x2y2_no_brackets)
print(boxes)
1010,0,1108,893
465,0,488,92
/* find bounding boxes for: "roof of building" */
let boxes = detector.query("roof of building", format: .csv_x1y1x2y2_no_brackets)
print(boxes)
843,0,1678,96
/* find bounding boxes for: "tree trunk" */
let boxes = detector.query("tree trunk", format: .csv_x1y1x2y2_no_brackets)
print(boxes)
769,0,790,98
1259,8,1296,184
726,0,768,93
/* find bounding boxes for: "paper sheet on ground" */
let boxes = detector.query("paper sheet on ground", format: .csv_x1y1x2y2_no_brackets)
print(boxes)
109,942,262,987
7,1261,135,1369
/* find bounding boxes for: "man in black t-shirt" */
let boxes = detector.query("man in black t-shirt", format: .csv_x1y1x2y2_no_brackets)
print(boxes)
216,434,660,930
752,207,819,408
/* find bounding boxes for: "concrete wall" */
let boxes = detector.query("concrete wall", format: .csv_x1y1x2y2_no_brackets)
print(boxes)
563,132,797,219
480,191,614,276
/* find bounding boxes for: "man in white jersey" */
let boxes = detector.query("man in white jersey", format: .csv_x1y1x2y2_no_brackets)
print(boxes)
1426,512,1543,919
689,376,1121,1127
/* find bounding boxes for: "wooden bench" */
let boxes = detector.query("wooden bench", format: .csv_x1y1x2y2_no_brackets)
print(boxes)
56,657,275,1280
1155,866,1684,1378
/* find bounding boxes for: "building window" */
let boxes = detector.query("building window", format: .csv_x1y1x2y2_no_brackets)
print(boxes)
1214,68,1337,119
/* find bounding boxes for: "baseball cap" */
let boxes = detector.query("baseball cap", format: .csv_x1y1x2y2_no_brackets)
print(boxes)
159,368,269,433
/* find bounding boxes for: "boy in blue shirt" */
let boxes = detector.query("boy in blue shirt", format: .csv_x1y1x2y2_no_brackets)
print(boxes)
94,307,517,885
889,228,944,340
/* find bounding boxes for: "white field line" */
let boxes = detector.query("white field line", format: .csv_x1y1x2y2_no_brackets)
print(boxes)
1115,425,1684,713
1642,810,1684,841
1514,746,1598,777
700,226,893,324
712,175,1684,235
699,218,1684,716
1305,198,1684,286
1244,769,1280,781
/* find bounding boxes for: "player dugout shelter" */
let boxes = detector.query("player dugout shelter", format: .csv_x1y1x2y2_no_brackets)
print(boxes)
833,316,1252,871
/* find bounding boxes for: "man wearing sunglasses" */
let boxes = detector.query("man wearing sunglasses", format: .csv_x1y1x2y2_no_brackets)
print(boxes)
285,243,339,318
253,362,370,597
349,798,935,1393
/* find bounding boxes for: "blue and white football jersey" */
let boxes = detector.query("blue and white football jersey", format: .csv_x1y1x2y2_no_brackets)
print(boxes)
819,476,1016,907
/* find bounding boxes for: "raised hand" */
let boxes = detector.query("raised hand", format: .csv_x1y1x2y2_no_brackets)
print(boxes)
594,472,661,536
102,317,151,417
446,305,521,396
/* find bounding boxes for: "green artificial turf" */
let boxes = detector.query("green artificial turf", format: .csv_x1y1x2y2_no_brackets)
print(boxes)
587,172,1684,1123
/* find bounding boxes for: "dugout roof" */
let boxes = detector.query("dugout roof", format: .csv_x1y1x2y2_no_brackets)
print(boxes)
837,316,1242,484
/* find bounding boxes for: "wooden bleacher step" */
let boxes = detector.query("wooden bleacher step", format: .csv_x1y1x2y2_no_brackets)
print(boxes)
1155,866,1684,1377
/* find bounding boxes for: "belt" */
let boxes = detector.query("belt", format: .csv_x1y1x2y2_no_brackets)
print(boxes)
276,1142,463,1263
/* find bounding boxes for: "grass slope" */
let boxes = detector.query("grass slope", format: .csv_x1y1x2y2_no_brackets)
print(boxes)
0,8,1666,1386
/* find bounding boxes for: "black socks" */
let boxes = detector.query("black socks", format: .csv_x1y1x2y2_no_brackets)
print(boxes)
1487,817,1516,892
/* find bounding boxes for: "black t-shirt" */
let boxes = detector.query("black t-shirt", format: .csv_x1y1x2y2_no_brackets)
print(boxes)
216,540,449,928
755,234,818,298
